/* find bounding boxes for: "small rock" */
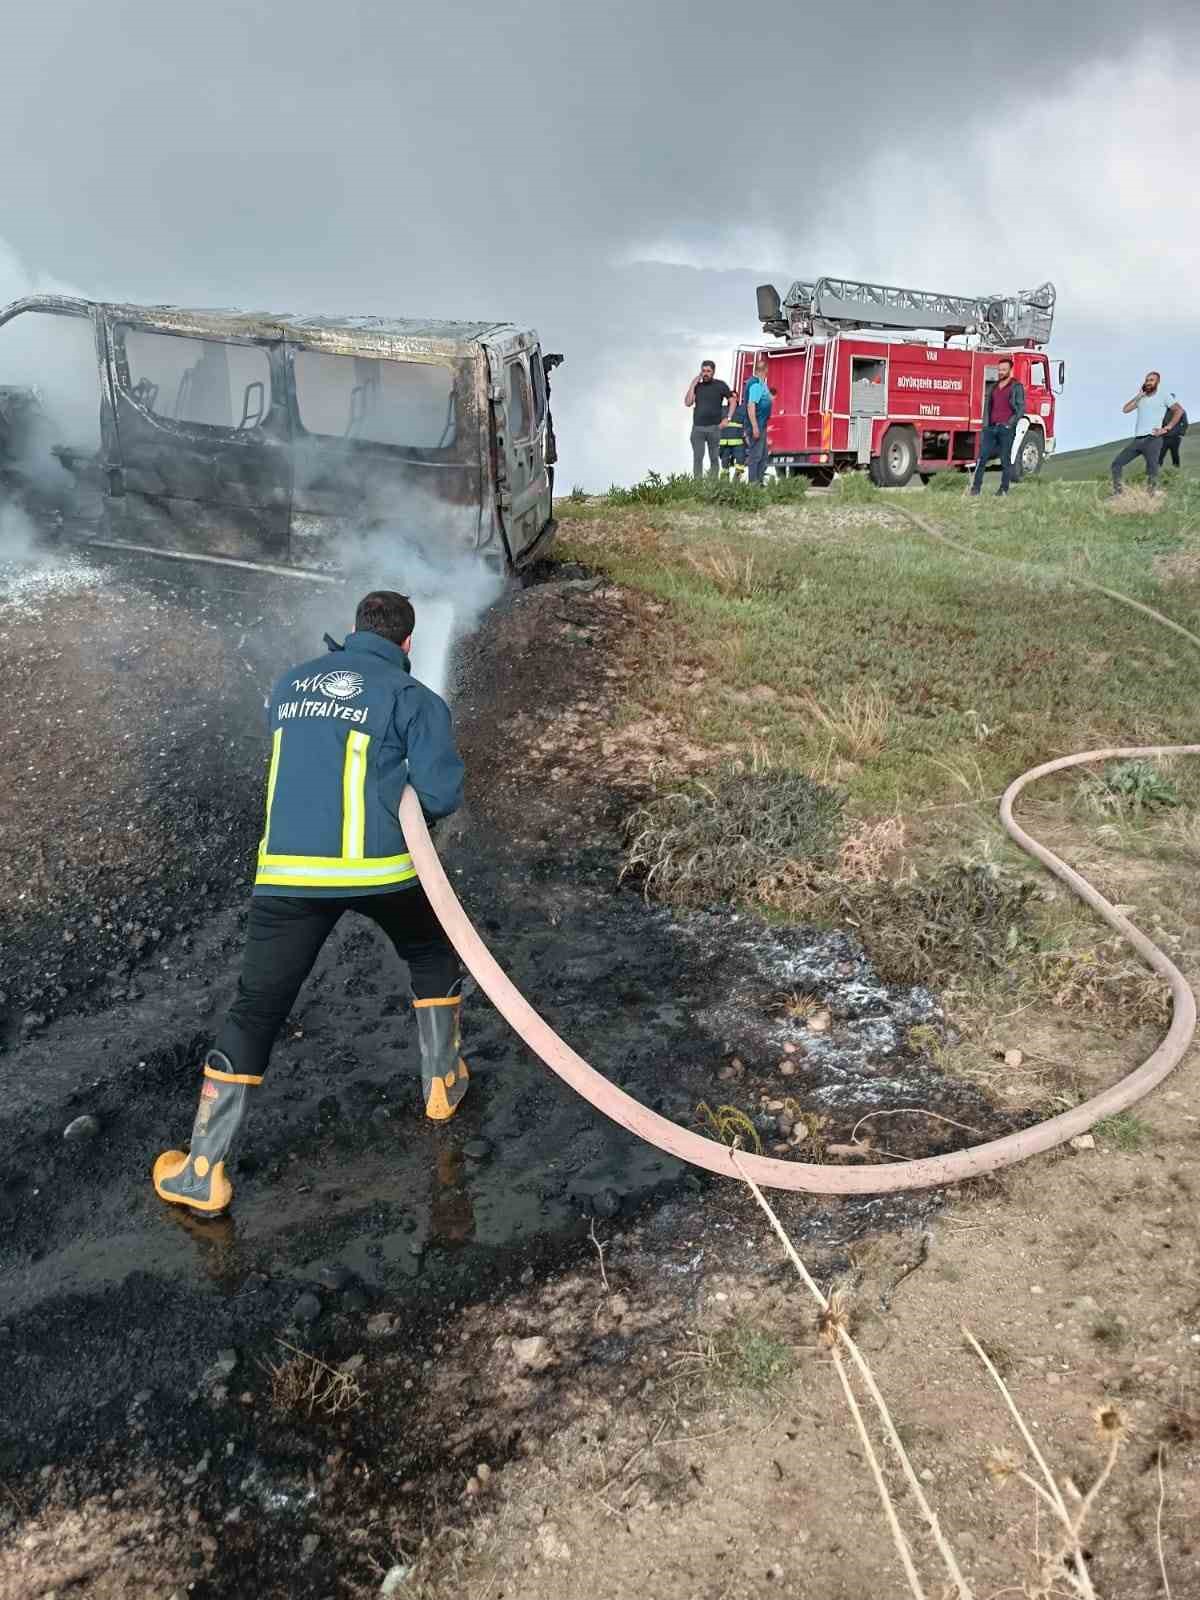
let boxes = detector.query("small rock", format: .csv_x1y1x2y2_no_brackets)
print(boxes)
783,1042,797,1054
292,1292,322,1324
367,1312,398,1338
1003,1048,1024,1068
464,1476,481,1498
318,1265,351,1291
1070,1134,1096,1151
300,1534,320,1562
511,1335,553,1371
807,1010,831,1033
778,1063,796,1077
1030,1285,1045,1296
340,1353,366,1374
766,1565,784,1583
608,1294,629,1319
214,1348,238,1377
224,1505,243,1524
63,1115,100,1142
476,1462,492,1483
463,1138,492,1161
380,1567,413,1596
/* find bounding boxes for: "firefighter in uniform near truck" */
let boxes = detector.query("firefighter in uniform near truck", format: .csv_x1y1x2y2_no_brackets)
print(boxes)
153,590,468,1216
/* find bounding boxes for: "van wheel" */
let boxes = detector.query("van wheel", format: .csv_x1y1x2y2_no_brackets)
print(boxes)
1018,429,1045,479
875,428,918,488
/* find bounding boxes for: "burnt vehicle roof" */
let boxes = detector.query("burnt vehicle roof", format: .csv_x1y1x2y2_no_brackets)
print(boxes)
0,294,533,359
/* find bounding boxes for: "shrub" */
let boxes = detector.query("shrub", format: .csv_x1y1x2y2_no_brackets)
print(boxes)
622,768,843,906
606,470,807,511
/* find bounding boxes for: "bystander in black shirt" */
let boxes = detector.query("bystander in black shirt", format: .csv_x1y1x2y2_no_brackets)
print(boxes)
693,378,732,428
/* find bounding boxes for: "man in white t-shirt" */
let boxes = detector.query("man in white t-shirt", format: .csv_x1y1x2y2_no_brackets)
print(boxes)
1111,373,1183,494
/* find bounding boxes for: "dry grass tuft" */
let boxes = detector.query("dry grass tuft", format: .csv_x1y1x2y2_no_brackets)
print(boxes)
1033,939,1171,1026
1104,485,1166,516
684,544,759,599
837,814,907,884
799,683,891,758
261,1341,365,1418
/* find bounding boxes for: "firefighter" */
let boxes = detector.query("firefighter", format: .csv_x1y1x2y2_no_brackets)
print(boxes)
153,590,468,1217
970,357,1026,497
719,394,747,480
745,355,774,485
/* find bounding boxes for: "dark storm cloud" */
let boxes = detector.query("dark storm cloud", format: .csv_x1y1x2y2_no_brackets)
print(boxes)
2,0,1188,313
1,2,1194,483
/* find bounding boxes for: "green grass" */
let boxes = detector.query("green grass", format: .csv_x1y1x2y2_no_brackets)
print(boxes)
1043,437,1197,483
556,475,1200,819
1093,1112,1152,1151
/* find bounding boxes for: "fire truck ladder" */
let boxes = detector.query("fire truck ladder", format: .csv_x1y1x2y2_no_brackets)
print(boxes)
772,275,1056,347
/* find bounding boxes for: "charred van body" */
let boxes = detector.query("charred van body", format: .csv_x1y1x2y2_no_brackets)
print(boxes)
0,295,558,574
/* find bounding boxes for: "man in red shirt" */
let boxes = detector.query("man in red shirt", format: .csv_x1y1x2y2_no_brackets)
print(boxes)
970,358,1026,498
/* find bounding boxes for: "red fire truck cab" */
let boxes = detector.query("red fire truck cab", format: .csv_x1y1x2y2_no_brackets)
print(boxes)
736,276,1065,486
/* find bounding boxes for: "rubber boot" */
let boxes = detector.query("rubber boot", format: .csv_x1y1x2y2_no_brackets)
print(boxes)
414,996,470,1121
152,1050,261,1215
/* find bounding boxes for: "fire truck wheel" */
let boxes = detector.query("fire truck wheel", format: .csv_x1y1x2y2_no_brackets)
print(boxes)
1018,429,1045,479
875,427,918,488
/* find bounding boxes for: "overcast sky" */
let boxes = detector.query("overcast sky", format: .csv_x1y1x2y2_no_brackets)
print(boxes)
2,1,1197,486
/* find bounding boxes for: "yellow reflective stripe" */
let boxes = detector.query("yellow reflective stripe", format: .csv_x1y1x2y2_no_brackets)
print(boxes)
260,728,283,857
203,1064,264,1086
256,876,419,889
258,851,413,870
341,730,370,860
254,850,417,887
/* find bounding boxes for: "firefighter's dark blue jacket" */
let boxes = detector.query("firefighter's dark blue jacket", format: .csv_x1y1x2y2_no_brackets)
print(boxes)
253,630,464,898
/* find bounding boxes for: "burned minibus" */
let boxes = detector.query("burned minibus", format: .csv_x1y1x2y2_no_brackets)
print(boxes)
0,295,558,574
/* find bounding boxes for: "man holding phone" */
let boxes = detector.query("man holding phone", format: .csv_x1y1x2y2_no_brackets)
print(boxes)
1111,372,1183,494
685,359,733,479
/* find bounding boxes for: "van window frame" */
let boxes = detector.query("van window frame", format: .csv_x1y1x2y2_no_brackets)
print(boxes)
289,347,465,456
113,323,277,439
506,356,533,443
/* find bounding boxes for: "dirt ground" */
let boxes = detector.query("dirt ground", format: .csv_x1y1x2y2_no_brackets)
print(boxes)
1,544,1197,1600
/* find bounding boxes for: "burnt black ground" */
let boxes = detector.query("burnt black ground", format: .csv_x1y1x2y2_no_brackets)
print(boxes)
0,549,1020,1596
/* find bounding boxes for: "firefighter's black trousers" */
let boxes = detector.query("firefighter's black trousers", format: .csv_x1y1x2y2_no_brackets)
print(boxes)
214,887,461,1079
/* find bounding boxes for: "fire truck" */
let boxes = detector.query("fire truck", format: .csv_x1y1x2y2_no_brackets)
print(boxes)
734,275,1065,486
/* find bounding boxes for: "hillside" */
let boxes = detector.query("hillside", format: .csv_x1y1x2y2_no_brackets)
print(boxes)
1045,431,1195,481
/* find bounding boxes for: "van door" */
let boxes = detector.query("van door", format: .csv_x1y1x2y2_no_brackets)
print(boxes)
106,320,292,561
484,340,548,565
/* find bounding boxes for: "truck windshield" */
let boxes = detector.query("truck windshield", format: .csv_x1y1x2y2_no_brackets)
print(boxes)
293,351,458,450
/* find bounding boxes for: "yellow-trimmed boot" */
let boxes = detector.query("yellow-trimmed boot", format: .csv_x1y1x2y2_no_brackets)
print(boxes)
152,1050,261,1215
414,995,470,1121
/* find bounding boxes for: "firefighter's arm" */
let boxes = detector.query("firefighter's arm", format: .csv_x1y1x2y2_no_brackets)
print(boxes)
404,692,465,822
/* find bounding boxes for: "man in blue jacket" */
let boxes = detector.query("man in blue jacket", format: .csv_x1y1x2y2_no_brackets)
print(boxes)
154,590,468,1216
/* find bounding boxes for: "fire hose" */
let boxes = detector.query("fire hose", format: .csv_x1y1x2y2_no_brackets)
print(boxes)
398,514,1200,1194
